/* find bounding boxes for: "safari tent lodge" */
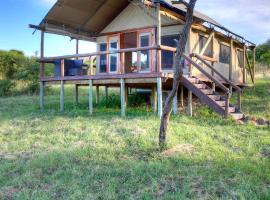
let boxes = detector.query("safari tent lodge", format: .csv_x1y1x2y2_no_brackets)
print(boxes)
29,0,256,120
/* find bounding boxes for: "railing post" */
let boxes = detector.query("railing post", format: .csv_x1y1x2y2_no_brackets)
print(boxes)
88,56,92,75
61,59,65,77
156,3,161,72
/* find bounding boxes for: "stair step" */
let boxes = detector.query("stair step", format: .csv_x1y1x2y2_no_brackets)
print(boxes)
201,89,214,95
188,77,199,84
222,106,236,113
216,101,226,107
194,83,206,89
230,112,244,120
208,95,221,101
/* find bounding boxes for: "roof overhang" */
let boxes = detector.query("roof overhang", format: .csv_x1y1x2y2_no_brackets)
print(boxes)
31,0,255,47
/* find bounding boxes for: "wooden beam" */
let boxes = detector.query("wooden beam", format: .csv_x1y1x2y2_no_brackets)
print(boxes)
156,3,162,73
157,77,163,118
120,79,126,117
89,80,93,114
229,38,233,81
243,45,247,84
61,59,65,77
199,31,214,56
60,80,64,112
40,31,45,78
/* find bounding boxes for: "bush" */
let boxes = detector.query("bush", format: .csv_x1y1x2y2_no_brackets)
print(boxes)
0,80,15,96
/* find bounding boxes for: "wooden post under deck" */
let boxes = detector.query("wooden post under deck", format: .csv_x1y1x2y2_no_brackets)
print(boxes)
60,80,64,112
89,80,93,114
75,85,79,105
173,91,178,115
96,86,100,104
187,90,192,117
120,79,126,117
180,85,184,107
157,77,163,118
152,85,157,112
105,86,109,100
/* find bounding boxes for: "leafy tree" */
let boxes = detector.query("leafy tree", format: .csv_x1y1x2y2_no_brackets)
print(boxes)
256,39,270,67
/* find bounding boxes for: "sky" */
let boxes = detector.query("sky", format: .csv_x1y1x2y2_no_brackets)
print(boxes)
0,0,269,57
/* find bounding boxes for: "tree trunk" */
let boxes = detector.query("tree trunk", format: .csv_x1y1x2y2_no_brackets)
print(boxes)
159,0,197,149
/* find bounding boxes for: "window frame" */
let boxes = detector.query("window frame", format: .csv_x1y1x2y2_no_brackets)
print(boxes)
199,34,213,57
138,32,151,72
219,43,231,64
98,43,108,74
108,36,119,74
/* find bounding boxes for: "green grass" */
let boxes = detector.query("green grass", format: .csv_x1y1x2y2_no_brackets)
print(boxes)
0,78,270,199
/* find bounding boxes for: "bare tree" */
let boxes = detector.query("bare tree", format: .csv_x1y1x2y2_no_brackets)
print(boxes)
159,0,197,149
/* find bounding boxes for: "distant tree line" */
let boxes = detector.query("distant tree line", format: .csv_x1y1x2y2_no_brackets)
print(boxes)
255,39,270,67
0,50,52,96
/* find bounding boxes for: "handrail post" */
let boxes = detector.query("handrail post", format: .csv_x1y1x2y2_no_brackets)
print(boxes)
60,59,65,77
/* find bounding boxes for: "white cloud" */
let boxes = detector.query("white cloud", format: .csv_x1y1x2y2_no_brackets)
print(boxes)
196,0,270,44
39,0,57,6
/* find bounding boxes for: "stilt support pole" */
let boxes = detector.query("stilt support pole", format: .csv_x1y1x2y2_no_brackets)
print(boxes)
120,79,126,117
89,80,93,114
40,81,44,110
60,80,64,112
157,78,163,118
187,90,193,117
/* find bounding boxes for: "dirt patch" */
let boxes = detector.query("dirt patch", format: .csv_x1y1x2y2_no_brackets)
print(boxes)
0,187,19,200
163,144,194,157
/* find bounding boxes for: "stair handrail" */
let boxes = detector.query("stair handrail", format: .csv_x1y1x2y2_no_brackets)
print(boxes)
191,53,243,93
182,54,230,94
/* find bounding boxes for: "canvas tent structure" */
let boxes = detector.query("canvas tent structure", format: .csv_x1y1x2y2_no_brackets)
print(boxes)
30,0,256,120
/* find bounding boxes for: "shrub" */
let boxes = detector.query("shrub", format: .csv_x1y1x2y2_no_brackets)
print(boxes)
0,80,15,96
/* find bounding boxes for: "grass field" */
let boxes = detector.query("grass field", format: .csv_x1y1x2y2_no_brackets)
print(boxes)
0,78,269,199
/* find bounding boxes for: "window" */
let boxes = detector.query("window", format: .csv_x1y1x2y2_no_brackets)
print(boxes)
109,37,118,73
161,35,178,70
122,32,138,72
99,43,107,73
199,35,213,57
219,44,230,64
237,50,244,68
139,33,150,71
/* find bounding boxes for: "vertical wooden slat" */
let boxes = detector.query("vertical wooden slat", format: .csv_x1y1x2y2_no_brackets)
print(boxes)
229,38,233,81
157,77,163,118
40,81,44,110
187,90,192,117
89,79,93,114
173,91,178,115
120,79,126,117
61,59,65,77
40,31,45,78
60,80,64,112
243,45,247,84
156,3,161,72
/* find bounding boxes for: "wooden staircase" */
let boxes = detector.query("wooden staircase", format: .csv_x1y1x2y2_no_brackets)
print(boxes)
181,53,245,120
181,76,244,120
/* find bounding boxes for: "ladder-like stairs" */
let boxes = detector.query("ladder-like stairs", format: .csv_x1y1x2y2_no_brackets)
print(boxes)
181,76,244,120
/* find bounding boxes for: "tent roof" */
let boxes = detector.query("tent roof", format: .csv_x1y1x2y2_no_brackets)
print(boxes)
37,0,254,45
